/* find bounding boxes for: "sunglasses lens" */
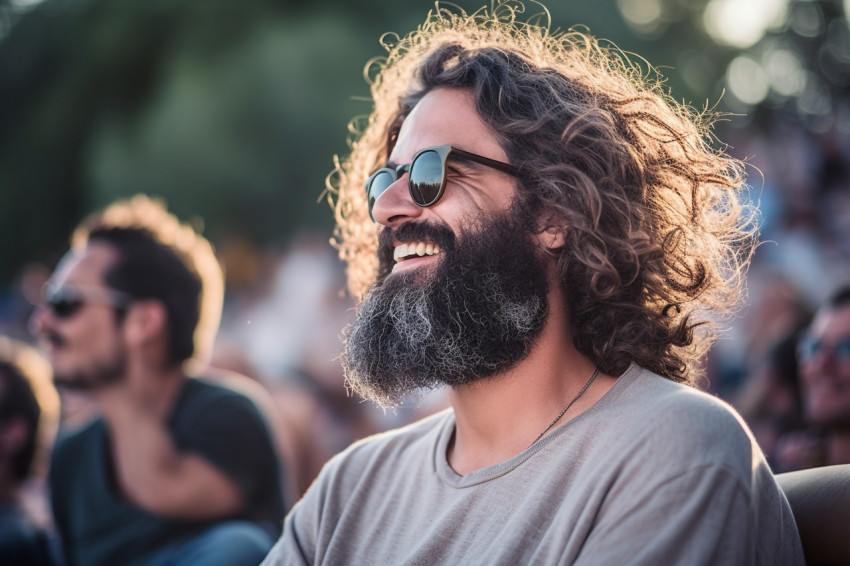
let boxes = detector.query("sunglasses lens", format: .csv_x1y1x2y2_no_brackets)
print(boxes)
835,339,850,362
367,170,396,218
797,336,818,361
409,150,444,206
50,297,82,319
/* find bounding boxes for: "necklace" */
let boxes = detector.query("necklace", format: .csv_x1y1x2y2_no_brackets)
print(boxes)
529,366,600,447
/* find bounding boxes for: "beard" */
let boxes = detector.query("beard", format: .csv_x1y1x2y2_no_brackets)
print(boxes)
342,205,550,408
48,332,128,391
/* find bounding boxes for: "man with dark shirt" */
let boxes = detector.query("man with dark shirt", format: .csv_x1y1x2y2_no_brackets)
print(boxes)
31,195,285,566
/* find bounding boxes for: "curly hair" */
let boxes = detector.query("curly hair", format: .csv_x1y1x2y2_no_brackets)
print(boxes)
328,1,757,385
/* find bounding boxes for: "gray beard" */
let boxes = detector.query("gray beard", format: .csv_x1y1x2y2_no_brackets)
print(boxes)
341,210,549,408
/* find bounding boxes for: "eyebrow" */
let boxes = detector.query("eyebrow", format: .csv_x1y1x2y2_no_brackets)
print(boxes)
446,154,484,169
383,149,485,171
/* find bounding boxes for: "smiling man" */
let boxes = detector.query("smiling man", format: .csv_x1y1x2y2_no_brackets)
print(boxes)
797,286,850,466
262,3,803,565
31,195,285,566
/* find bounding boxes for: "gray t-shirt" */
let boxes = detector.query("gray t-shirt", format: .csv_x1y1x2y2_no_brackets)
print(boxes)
263,365,804,565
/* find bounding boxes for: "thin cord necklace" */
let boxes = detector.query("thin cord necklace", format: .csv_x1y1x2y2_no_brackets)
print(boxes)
529,366,600,447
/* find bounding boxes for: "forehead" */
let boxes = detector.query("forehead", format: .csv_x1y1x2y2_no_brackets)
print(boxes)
391,87,507,162
810,303,850,337
50,242,118,289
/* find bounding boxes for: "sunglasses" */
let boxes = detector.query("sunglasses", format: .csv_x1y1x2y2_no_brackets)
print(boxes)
364,145,517,221
797,335,850,363
44,285,132,320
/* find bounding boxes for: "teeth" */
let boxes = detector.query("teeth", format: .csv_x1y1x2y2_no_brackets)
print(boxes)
393,242,442,263
393,244,407,263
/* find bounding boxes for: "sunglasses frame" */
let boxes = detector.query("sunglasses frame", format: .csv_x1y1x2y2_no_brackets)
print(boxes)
797,334,850,364
365,145,517,221
44,285,132,320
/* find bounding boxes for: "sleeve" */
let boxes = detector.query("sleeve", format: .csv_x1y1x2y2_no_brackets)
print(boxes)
177,391,281,505
260,466,330,566
573,463,754,565
260,507,314,566
261,448,347,566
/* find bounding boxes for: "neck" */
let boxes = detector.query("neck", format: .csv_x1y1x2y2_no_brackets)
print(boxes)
96,363,187,421
447,282,616,475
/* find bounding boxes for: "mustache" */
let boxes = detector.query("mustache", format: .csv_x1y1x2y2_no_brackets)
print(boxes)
44,331,67,348
377,221,457,282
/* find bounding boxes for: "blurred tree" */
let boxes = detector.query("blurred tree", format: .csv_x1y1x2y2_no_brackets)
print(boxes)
1,0,846,294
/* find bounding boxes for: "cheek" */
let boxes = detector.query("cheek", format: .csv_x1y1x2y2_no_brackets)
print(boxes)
70,315,120,351
800,362,818,385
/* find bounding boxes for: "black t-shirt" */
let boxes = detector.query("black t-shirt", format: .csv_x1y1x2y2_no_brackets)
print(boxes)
0,504,57,565
49,377,286,566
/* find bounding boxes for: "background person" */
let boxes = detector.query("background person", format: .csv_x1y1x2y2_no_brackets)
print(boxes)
776,285,850,470
0,336,60,565
31,195,286,566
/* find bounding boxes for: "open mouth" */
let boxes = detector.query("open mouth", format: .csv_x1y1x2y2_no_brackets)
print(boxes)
393,241,442,263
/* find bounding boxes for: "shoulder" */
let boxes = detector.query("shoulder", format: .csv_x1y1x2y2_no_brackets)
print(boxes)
596,366,758,472
176,375,266,422
285,410,450,542
51,417,103,462
613,365,751,433
315,410,451,489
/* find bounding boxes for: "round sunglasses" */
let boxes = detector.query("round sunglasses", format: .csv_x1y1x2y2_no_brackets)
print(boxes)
44,285,132,320
798,334,850,364
364,145,517,221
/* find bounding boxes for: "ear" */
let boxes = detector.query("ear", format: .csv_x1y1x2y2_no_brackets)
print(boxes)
123,300,168,348
536,213,568,251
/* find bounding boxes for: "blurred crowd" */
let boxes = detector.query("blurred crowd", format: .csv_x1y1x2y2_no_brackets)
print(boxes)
705,123,850,472
0,120,847,563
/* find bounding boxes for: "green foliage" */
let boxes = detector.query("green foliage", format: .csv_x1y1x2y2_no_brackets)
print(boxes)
1,0,843,291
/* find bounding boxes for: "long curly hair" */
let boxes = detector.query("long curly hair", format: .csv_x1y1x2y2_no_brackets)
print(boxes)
328,1,757,385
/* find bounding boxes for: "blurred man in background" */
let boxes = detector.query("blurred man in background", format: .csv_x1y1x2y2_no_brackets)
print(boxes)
0,336,60,564
30,195,285,566
781,285,850,469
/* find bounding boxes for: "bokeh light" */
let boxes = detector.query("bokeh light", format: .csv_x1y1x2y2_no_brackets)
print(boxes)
764,48,807,97
789,1,824,38
727,55,770,105
617,0,664,34
704,0,789,48
797,71,832,116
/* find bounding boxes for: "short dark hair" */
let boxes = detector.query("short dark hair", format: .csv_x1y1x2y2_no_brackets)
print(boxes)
0,337,59,482
71,195,223,367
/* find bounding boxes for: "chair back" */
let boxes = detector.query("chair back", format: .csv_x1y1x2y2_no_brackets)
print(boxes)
776,464,850,566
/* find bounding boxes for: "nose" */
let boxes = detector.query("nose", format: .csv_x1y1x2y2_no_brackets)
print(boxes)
805,347,838,378
370,174,425,227
28,304,53,340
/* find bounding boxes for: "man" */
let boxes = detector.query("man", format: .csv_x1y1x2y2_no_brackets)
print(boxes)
31,195,285,566
792,285,850,467
262,3,804,565
0,336,60,564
